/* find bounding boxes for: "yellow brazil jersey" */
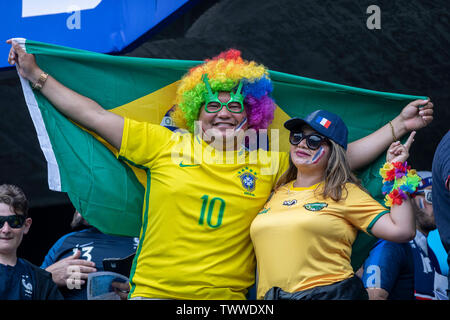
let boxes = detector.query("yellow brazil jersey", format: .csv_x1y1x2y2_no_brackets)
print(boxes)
250,181,389,299
118,118,289,299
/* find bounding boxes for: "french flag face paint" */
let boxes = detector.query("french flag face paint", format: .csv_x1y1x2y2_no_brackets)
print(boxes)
418,197,425,209
309,146,326,164
234,117,247,132
316,116,332,129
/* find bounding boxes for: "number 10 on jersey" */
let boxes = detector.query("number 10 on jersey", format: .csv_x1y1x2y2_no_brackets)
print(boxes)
199,195,226,228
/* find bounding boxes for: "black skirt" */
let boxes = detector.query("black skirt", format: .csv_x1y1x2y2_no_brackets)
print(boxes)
264,276,368,300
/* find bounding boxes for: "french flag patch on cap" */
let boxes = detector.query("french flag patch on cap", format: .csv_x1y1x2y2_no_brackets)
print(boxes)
316,116,331,129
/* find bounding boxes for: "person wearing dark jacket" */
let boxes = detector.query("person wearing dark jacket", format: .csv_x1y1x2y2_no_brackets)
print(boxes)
0,184,63,300
432,131,450,298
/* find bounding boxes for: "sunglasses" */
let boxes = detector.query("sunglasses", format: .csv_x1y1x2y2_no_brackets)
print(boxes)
416,189,432,204
289,132,328,150
0,215,26,229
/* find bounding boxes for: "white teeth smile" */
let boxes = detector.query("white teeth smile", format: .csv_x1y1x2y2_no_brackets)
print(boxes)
213,123,234,126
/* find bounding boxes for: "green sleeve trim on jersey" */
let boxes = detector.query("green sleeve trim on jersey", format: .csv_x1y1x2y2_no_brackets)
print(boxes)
366,210,389,235
118,155,149,170
128,168,151,298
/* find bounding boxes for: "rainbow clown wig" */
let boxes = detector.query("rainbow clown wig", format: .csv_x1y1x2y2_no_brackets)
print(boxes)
172,49,276,133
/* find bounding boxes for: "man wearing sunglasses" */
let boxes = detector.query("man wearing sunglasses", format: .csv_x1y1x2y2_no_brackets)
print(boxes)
361,171,449,300
0,184,63,300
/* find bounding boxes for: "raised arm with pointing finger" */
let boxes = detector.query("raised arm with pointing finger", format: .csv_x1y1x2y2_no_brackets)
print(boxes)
370,131,417,242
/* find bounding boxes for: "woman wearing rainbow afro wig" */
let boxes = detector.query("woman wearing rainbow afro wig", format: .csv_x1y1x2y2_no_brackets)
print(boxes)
172,49,276,136
9,41,435,300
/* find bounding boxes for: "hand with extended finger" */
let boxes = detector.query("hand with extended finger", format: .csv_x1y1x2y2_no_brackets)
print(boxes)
381,131,421,208
386,131,416,164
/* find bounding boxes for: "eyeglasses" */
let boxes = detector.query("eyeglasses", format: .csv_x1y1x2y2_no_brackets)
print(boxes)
205,101,244,114
416,189,432,204
0,215,26,229
289,132,328,150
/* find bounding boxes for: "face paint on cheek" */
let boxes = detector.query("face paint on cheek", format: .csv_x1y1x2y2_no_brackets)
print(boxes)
308,146,325,164
418,197,425,209
234,117,247,132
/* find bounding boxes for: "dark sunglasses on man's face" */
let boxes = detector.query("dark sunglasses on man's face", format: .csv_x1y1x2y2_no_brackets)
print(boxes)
289,132,328,150
0,215,26,229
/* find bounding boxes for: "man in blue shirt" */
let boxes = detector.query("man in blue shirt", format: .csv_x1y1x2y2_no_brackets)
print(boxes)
41,210,138,300
0,184,63,300
432,131,450,299
361,171,448,300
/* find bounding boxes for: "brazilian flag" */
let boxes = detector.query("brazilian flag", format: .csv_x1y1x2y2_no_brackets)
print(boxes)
16,38,425,270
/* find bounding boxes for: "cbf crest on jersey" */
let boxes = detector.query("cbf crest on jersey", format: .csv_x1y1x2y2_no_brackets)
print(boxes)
238,167,258,196
304,202,328,211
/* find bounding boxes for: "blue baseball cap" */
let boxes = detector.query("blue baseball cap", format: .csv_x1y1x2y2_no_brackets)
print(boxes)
417,171,432,190
284,109,348,149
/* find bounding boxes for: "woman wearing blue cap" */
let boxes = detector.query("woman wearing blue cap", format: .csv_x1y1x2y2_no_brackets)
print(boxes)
250,110,420,300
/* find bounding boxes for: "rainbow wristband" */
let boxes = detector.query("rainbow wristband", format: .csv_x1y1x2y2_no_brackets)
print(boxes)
379,161,421,207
